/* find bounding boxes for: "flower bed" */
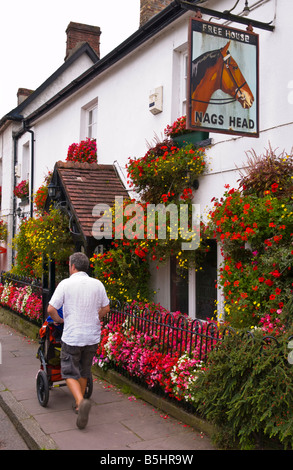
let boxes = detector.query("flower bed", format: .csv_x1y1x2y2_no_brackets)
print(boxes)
94,304,220,403
0,282,42,324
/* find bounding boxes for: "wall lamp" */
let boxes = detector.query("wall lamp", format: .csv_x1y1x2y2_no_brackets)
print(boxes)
186,171,200,190
16,206,25,218
47,181,61,200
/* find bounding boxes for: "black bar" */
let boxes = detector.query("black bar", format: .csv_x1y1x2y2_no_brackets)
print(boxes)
180,1,275,32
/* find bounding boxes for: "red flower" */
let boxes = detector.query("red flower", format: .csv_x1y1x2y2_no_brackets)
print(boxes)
270,269,281,278
271,183,278,192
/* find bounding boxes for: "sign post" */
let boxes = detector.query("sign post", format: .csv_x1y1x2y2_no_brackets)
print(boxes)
187,18,259,137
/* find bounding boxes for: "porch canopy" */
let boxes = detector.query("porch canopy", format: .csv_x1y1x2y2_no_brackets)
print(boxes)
46,161,129,256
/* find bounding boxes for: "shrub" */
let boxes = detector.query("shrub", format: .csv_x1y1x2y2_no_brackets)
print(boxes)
190,331,293,449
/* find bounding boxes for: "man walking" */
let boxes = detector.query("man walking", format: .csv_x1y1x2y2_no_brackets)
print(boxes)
47,252,110,429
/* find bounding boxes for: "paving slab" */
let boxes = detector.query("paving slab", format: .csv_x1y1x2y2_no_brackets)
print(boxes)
0,321,216,452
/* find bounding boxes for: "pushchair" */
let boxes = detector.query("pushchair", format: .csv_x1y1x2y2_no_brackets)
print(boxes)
36,310,93,407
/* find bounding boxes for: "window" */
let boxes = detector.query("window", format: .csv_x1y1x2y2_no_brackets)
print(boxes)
171,47,188,120
195,240,217,321
170,241,217,320
181,52,188,115
22,141,30,180
80,98,98,140
87,105,97,139
170,256,189,315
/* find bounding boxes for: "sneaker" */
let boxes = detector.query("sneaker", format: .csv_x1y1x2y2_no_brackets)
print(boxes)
76,399,91,429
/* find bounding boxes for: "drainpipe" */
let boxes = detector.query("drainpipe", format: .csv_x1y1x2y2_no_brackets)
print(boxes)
11,118,24,267
24,127,35,218
11,124,35,266
12,133,19,265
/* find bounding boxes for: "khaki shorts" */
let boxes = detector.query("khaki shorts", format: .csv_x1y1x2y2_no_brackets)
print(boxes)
60,342,98,380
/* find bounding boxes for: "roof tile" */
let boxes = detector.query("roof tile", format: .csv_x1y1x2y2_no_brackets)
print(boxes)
55,161,129,238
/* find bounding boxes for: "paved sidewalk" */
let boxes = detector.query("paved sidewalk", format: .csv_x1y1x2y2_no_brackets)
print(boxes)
0,322,216,452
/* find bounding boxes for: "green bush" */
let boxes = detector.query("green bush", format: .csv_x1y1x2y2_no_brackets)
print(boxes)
190,330,293,449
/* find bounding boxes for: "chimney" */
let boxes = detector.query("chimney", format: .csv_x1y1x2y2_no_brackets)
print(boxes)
65,22,101,60
17,88,34,105
140,0,174,27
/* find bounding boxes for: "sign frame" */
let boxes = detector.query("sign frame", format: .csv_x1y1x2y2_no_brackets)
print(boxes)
186,17,259,138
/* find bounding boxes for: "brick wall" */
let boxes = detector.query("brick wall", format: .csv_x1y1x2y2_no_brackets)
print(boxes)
65,22,101,60
140,0,174,26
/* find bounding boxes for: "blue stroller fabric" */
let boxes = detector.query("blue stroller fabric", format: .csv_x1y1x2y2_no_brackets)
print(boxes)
47,307,63,330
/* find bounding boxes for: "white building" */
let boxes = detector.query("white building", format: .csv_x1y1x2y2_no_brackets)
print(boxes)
0,0,291,319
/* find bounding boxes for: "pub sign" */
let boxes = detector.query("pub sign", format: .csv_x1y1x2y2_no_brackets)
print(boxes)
187,18,259,137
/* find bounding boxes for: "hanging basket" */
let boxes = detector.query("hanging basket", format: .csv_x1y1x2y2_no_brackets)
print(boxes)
20,196,29,206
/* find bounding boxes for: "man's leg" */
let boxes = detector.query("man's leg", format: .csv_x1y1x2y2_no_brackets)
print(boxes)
66,378,83,409
66,377,91,429
61,343,94,429
78,377,88,397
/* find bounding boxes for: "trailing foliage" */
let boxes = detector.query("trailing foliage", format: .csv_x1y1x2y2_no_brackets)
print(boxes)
11,208,74,280
34,171,52,214
91,247,152,304
0,219,7,242
127,141,206,204
207,147,293,329
90,117,209,302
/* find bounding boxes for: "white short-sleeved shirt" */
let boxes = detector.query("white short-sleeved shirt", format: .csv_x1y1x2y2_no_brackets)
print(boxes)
49,271,109,346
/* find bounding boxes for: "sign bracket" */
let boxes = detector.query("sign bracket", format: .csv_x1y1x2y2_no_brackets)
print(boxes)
180,1,275,32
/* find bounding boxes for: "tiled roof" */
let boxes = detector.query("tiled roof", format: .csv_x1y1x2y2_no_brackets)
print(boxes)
55,161,129,239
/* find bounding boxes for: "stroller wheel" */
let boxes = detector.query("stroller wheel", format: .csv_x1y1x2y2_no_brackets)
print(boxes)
84,374,93,399
36,369,49,407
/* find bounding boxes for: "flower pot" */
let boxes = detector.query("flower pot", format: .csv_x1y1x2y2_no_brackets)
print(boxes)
172,131,209,148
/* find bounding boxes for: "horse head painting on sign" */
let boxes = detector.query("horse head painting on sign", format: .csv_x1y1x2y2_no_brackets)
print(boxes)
191,41,254,124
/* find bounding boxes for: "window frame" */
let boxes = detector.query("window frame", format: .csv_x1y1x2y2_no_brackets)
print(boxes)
80,98,98,141
87,104,97,139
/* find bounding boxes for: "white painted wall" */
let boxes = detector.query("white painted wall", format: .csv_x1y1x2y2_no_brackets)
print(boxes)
1,0,292,317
